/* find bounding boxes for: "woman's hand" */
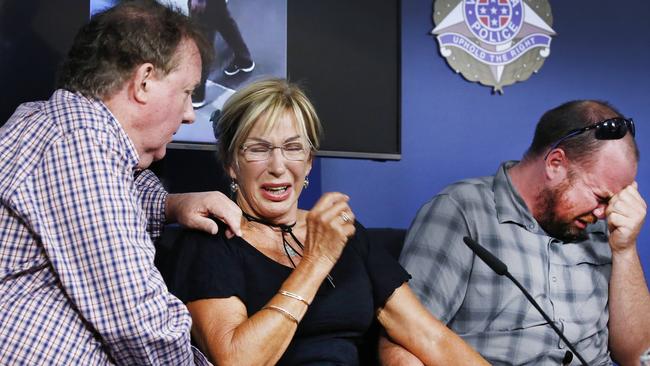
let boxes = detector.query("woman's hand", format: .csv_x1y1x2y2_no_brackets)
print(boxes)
302,192,356,268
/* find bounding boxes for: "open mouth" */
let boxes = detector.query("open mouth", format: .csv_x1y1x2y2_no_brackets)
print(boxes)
261,184,292,201
575,214,597,229
264,186,289,195
574,220,587,230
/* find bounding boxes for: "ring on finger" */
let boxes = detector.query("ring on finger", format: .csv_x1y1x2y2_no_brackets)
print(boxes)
340,212,352,223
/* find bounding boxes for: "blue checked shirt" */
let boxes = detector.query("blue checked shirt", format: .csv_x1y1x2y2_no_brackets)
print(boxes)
0,90,209,365
401,161,613,365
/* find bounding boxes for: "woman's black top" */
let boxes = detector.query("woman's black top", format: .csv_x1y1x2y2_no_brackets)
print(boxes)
157,222,410,365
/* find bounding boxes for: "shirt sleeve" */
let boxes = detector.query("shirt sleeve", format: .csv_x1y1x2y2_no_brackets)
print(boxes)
160,229,246,305
353,224,411,308
133,169,168,242
17,128,200,365
399,194,475,324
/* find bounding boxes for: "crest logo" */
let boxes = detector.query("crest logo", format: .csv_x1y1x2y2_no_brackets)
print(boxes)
433,0,555,93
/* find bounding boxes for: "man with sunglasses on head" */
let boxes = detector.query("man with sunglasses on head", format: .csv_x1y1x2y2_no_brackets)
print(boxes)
380,100,649,365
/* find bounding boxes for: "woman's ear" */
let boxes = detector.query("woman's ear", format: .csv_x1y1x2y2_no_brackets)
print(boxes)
228,163,238,180
305,153,313,177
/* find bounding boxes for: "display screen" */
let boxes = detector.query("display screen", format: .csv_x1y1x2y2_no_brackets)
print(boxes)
91,0,287,148
2,0,398,160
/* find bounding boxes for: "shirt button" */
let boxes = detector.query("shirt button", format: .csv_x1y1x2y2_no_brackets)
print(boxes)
552,276,557,282
528,223,536,230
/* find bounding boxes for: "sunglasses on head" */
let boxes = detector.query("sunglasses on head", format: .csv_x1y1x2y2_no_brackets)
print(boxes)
544,117,635,160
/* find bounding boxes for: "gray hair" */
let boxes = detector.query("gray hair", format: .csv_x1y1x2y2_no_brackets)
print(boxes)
58,0,212,100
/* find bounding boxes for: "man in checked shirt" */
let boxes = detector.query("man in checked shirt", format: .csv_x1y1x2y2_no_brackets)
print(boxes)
0,1,242,364
381,100,649,365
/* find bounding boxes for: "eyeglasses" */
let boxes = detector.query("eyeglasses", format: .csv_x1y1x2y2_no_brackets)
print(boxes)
240,142,308,162
544,117,635,160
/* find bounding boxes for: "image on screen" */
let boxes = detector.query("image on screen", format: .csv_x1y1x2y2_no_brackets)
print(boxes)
90,0,287,148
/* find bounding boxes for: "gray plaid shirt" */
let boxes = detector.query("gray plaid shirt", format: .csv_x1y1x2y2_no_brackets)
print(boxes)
401,161,613,365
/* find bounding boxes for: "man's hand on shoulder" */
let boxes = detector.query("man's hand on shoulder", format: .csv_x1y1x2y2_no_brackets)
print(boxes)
166,191,243,237
606,181,647,254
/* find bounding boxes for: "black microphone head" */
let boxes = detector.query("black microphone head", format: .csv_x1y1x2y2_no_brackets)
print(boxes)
462,236,509,276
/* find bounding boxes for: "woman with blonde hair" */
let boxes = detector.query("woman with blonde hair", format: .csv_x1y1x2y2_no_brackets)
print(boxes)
160,78,488,365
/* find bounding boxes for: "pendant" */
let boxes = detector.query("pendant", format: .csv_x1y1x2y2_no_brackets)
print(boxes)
284,243,299,257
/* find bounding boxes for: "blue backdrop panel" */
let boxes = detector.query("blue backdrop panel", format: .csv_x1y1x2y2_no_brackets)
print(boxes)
320,0,650,282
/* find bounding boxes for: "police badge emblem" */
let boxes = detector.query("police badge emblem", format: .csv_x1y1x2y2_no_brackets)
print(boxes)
432,0,555,93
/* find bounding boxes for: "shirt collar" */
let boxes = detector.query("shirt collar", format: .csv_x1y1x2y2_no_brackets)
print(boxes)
48,90,140,170
493,160,533,227
97,99,140,169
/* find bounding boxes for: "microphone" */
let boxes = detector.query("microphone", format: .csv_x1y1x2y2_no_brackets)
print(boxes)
462,237,589,366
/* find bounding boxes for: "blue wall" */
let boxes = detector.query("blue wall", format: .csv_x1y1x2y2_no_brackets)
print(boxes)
319,0,650,281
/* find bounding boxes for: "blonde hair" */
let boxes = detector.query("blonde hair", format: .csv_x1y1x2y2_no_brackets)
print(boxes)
216,78,323,168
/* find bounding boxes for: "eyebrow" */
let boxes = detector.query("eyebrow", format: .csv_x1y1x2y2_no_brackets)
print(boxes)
595,193,611,203
245,135,302,144
595,187,615,201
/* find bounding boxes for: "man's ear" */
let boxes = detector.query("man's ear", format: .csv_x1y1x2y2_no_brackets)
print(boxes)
544,148,570,183
133,63,155,103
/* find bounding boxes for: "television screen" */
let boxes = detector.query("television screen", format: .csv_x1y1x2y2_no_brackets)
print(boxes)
90,0,287,149
288,0,401,160
1,0,399,160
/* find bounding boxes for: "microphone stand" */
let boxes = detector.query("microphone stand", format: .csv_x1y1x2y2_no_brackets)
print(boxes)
463,237,589,366
503,271,588,365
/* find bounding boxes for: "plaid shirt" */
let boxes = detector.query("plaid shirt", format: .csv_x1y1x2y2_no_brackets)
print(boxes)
401,161,613,365
0,90,208,365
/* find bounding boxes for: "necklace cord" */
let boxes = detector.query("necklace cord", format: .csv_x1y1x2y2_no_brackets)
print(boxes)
242,211,335,288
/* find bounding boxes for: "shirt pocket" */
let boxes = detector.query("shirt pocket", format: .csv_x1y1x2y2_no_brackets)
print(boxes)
549,235,611,340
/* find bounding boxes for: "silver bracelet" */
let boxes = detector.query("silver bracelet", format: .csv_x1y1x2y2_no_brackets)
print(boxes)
279,290,310,306
264,305,299,324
